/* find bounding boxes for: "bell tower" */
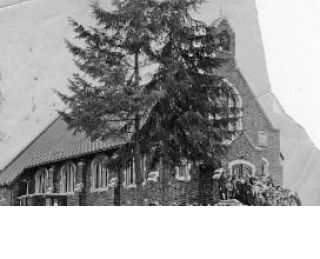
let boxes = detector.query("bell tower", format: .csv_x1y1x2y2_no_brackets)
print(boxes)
210,17,236,67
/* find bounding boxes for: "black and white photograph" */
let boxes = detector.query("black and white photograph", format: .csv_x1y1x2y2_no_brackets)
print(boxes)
0,0,319,207
2,0,320,258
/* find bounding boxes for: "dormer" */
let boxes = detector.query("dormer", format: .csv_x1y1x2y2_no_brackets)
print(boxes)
210,17,236,66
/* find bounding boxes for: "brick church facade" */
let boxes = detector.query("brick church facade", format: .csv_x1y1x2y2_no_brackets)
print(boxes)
0,19,283,206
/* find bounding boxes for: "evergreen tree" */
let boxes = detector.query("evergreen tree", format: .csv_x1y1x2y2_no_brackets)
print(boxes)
138,1,242,203
58,0,241,205
58,0,164,205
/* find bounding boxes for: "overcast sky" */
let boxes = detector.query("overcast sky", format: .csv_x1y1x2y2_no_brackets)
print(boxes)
257,0,320,148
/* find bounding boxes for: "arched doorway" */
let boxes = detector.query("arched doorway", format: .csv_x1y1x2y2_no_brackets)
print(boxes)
228,160,255,178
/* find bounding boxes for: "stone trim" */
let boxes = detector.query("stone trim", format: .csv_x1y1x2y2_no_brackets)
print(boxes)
228,159,256,176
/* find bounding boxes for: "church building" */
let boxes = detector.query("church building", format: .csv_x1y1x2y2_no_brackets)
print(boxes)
0,19,283,206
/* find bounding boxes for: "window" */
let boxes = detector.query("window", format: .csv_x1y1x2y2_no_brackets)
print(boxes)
35,169,48,194
175,158,191,181
261,158,270,176
123,155,149,187
226,87,242,134
141,154,147,182
232,164,253,178
124,158,135,187
60,163,76,193
229,160,255,178
227,94,237,108
209,81,243,141
219,30,232,52
258,132,268,147
92,156,108,191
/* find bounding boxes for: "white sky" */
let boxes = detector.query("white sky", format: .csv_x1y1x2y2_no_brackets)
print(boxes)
256,0,320,148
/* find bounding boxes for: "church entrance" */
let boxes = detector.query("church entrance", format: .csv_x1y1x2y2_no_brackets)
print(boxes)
229,160,256,178
199,165,215,205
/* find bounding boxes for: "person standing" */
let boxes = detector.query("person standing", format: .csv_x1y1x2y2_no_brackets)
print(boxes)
238,177,248,205
219,172,228,200
231,174,240,200
246,179,255,206
226,175,234,200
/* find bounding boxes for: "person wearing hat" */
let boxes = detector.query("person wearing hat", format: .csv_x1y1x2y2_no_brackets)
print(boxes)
219,172,228,200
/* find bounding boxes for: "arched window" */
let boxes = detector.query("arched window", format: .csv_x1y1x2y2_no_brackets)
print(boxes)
229,160,255,178
60,163,76,193
261,158,270,176
92,156,108,191
226,81,243,133
211,18,234,53
227,94,236,108
35,168,48,194
124,158,135,187
209,79,243,141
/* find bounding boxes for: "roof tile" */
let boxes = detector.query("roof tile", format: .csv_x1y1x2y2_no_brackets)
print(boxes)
0,118,127,185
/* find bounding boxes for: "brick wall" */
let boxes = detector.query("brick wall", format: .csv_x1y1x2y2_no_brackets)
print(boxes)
118,166,213,206
213,62,283,186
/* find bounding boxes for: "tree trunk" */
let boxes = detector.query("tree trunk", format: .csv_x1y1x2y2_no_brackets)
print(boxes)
160,140,169,206
134,52,143,206
114,170,121,206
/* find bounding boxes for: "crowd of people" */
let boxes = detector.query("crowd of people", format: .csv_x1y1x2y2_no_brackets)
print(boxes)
218,171,301,206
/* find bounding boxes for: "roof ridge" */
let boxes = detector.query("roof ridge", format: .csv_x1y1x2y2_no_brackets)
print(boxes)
0,116,60,185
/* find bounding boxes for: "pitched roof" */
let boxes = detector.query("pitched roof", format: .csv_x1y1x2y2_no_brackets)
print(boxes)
0,117,127,185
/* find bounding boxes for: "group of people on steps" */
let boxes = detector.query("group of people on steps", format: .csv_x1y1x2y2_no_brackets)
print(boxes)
218,170,301,206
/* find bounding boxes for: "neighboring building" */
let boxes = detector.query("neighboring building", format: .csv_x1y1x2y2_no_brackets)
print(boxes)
0,19,283,206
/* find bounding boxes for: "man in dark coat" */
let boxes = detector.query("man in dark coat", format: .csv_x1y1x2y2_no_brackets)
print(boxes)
219,172,228,200
246,178,256,206
238,177,248,205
